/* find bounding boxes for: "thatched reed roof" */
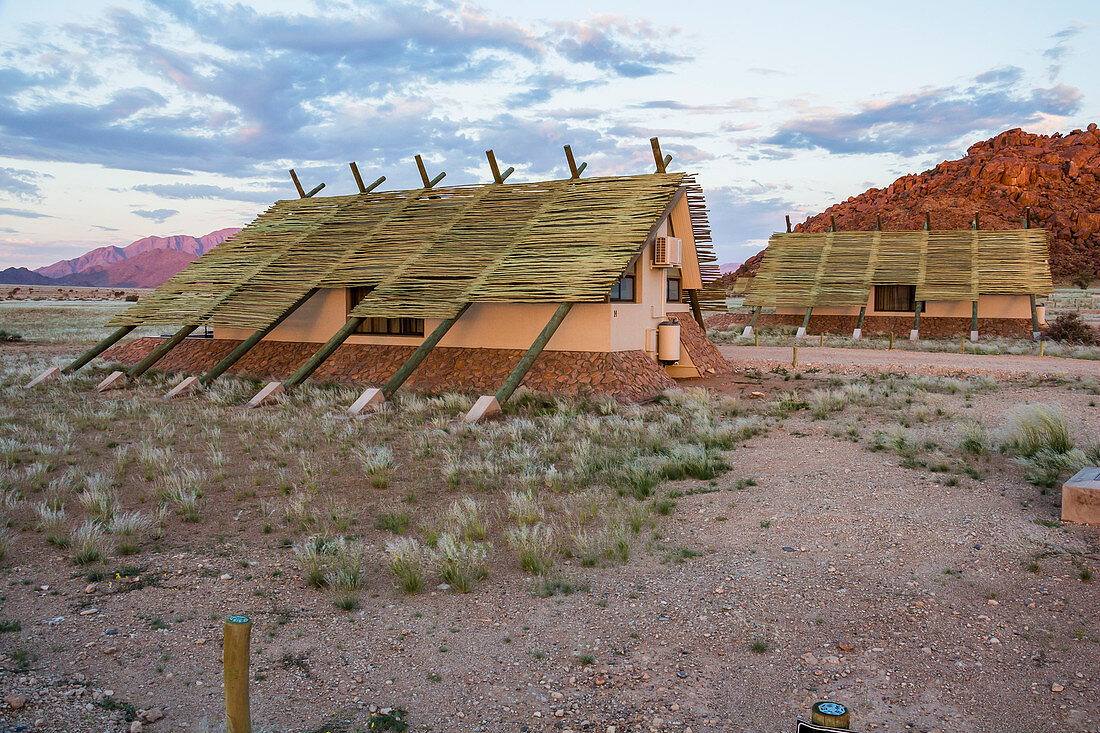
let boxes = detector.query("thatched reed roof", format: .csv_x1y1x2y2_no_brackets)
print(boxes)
743,229,1053,308
109,173,715,329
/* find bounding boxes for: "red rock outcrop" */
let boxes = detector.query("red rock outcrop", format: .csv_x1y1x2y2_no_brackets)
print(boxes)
733,126,1100,283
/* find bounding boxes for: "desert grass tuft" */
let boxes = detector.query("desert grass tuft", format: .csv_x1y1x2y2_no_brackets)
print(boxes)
70,520,107,565
386,536,425,594
431,533,489,593
505,524,556,574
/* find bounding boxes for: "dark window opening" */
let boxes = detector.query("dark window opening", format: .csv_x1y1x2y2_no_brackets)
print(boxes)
666,276,681,303
874,285,920,312
609,275,636,303
348,287,424,336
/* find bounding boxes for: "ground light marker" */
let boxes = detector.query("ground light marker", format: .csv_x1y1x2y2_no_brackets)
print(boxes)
465,303,574,422
224,615,252,733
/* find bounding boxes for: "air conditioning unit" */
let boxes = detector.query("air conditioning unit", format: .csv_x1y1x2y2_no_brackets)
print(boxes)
653,236,682,268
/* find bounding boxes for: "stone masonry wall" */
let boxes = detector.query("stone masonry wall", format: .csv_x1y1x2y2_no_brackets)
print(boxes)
705,312,1037,338
101,339,679,402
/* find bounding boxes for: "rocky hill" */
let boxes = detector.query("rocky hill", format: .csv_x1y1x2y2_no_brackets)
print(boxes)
733,125,1100,283
0,267,55,285
35,228,240,279
50,249,199,289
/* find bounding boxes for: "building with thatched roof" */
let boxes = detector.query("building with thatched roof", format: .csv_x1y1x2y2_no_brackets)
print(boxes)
91,165,729,411
738,227,1053,340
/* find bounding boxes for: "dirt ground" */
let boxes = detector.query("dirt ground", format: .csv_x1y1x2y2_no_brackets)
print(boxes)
1,334,1098,733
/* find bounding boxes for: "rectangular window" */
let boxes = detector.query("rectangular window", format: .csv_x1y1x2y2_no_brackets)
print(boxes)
609,275,636,303
666,276,681,303
874,285,918,312
348,287,424,336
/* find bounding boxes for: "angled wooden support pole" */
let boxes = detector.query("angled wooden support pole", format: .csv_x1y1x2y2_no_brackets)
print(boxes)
97,325,196,392
1030,294,1040,340
485,150,514,184
349,162,385,195
563,145,587,179
910,302,922,340
853,306,867,339
686,290,705,329
742,306,760,338
195,288,319,391
796,307,812,339
1024,206,1031,229
414,155,446,189
465,303,573,422
349,304,472,416
876,215,883,231
649,137,672,173
305,182,325,198
785,215,792,233
971,301,979,342
61,326,136,375
249,317,365,408
830,215,837,232
289,169,306,198
924,212,931,231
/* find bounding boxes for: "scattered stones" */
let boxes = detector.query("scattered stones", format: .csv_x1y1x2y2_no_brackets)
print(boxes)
5,694,27,710
79,608,98,616
1052,683,1065,693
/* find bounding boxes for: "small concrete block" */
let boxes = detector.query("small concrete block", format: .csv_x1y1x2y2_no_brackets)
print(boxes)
795,326,806,339
851,328,862,340
741,326,754,338
1062,467,1100,524
164,376,201,399
909,329,919,341
464,395,501,423
95,370,128,392
247,381,284,409
970,330,979,342
1033,331,1042,341
24,366,61,389
347,387,386,416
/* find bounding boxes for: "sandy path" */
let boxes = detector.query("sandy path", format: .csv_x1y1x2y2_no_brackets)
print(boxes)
718,345,1100,379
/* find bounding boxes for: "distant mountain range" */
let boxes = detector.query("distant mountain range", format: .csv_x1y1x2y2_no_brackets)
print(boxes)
1,228,241,289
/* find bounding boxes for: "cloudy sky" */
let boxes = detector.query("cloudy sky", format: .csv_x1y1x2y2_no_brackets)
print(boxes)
0,0,1096,269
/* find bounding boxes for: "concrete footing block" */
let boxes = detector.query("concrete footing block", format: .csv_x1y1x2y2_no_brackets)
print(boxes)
741,326,753,338
95,370,129,392
851,328,862,340
347,387,386,416
24,366,62,389
909,329,919,341
247,381,284,408
1033,331,1042,341
970,330,979,342
164,376,201,399
1062,467,1100,524
464,395,501,423
795,327,806,339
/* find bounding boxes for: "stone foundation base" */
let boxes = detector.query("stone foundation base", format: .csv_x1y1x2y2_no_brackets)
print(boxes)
706,313,1039,339
100,339,684,402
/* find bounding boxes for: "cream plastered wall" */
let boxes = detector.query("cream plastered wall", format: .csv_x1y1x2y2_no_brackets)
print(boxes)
777,293,1045,322
214,201,703,354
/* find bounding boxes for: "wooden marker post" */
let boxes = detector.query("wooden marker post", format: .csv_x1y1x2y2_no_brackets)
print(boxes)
889,333,894,350
820,333,824,348
811,700,851,729
792,346,798,368
224,615,252,733
961,335,966,354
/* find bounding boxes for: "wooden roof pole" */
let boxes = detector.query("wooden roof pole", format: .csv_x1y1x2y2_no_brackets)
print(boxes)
650,137,672,173
464,302,574,422
414,155,446,189
485,150,514,184
349,162,385,194
564,145,587,179
288,169,325,198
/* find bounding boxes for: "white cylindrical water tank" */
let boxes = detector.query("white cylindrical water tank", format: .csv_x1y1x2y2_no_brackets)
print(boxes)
657,320,680,364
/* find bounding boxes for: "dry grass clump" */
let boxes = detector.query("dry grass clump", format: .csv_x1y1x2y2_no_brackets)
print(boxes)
386,536,425,594
431,533,490,593
505,524,556,574
0,529,12,564
570,523,629,567
957,422,990,455
157,468,205,522
808,388,849,419
108,511,155,555
293,536,367,606
70,520,107,565
1001,404,1074,457
78,474,118,522
355,446,395,488
444,497,488,541
34,501,67,546
506,489,543,526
